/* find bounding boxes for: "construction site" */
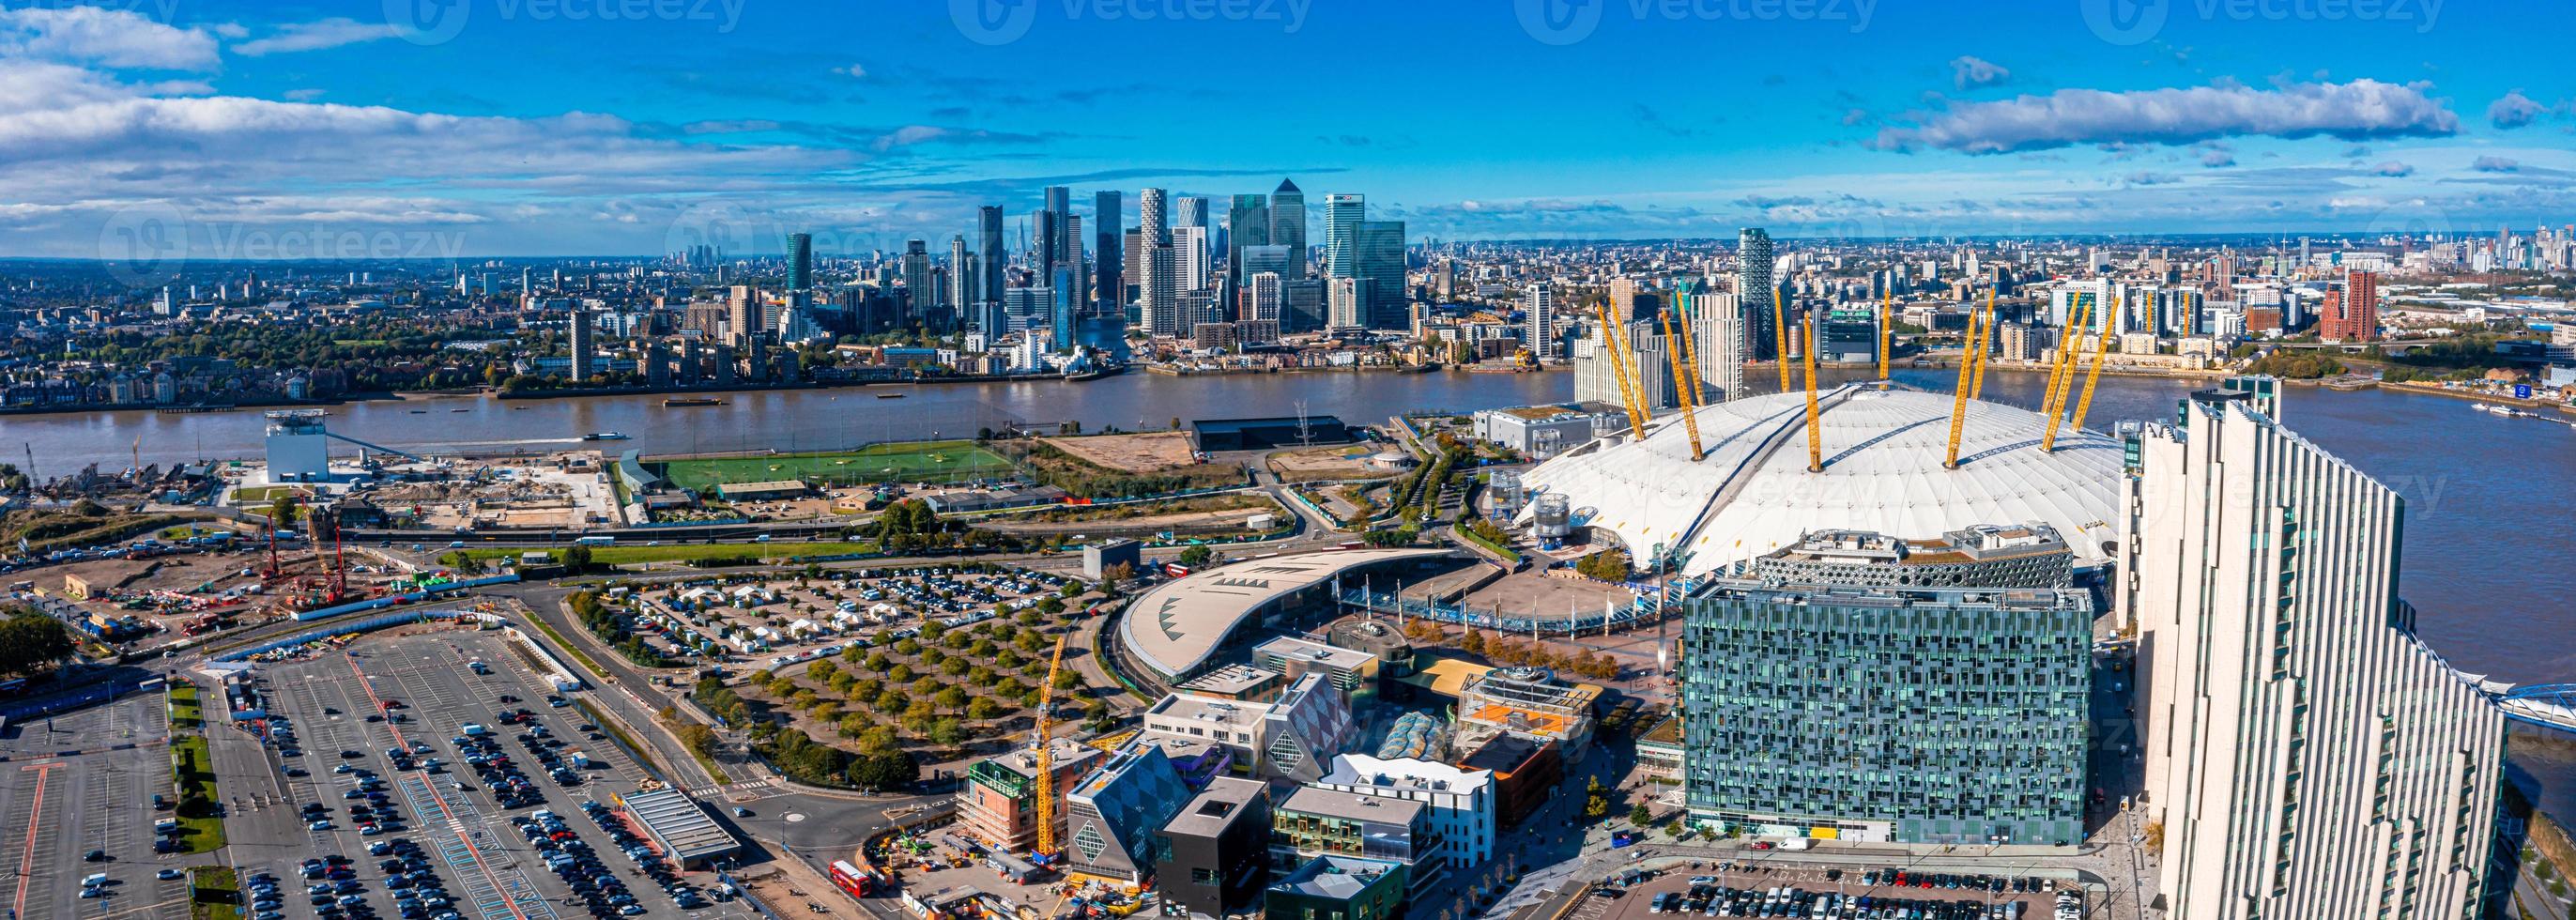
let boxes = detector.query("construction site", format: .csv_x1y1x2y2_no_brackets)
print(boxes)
222,409,617,529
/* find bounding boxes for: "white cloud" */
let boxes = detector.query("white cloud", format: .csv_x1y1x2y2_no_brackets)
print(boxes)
836,63,868,79
0,6,220,70
2488,90,2546,129
1949,55,2009,90
2374,161,2415,176
2471,156,2519,173
1870,80,2457,155
232,18,405,56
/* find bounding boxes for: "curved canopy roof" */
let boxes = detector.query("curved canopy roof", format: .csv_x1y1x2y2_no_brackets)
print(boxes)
1118,547,1453,680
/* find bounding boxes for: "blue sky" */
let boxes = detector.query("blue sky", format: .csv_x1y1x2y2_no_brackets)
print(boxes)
3,0,2571,258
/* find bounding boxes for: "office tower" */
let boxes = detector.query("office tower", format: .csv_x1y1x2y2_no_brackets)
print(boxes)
2124,380,2502,919
900,239,932,324
1172,225,1210,291
1033,207,1060,289
1139,188,1169,247
1738,228,1776,360
1237,245,1291,288
787,233,812,289
1683,529,2090,845
1095,190,1123,312
1323,194,1364,280
948,236,971,312
1244,271,1283,324
1173,195,1207,231
521,267,532,294
1140,244,1179,336
1044,185,1069,219
1357,220,1405,330
1687,291,1743,401
566,306,594,382
1226,193,1269,285
725,284,760,344
978,206,1007,306
1524,284,1555,359
1060,214,1084,311
1050,267,1078,352
2321,268,2380,343
1269,178,1307,278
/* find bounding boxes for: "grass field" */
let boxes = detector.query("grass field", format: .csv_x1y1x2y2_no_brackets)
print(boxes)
189,865,242,920
170,735,226,854
652,440,1016,491
168,681,203,729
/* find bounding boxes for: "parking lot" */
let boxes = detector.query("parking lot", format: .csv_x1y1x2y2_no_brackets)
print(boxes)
1578,859,2088,920
0,685,195,920
624,562,1079,666
218,626,762,920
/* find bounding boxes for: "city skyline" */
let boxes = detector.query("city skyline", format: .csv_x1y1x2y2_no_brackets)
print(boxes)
0,2,2570,257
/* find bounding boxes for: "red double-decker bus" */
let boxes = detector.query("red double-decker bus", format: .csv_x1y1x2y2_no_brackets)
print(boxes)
829,860,878,899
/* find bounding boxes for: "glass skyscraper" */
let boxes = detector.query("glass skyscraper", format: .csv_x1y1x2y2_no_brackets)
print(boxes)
1738,227,1776,360
1356,220,1405,330
1323,194,1364,281
1681,581,2091,846
1269,178,1307,279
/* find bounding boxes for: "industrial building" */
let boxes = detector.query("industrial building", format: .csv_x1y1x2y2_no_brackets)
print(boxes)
613,787,743,868
1190,415,1353,452
2124,380,2504,918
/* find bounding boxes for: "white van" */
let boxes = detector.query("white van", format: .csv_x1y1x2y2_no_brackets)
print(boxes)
83,873,109,888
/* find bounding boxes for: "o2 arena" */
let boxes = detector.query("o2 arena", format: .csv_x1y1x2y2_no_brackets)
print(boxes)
1510,381,2124,579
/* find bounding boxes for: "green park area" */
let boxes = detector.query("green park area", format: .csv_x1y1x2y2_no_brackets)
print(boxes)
652,440,1017,491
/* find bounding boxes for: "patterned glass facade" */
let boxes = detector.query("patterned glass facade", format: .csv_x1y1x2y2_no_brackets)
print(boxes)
1681,584,2092,846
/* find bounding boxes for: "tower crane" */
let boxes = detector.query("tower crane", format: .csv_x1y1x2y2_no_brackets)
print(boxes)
1802,315,1824,473
1592,302,1654,440
1031,634,1070,864
1655,305,1707,461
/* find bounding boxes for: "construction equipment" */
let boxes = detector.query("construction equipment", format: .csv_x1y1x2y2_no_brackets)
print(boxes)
1655,305,1707,461
2038,294,2093,445
2062,296,2120,440
1941,294,1987,469
1802,315,1823,473
1771,295,1792,391
1970,293,1996,400
1877,292,1892,380
1031,634,1071,864
1591,303,1654,439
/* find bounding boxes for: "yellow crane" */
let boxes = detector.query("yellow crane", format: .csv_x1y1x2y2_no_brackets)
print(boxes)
1593,302,1654,439
1878,292,1892,380
2062,298,2120,442
2038,294,2093,443
1656,304,1707,461
1941,294,1987,469
1771,294,1792,392
1970,292,1996,400
1032,634,1070,863
1802,315,1824,473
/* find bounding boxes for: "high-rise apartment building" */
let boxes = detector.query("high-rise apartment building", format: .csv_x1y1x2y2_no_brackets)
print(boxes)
1139,188,1169,248
978,207,1006,306
1687,291,1743,401
1172,225,1210,291
786,232,812,290
1738,228,1775,360
1323,194,1364,281
2124,379,2502,919
1095,191,1123,312
1524,284,1556,359
566,306,594,382
1356,220,1405,330
1140,244,1180,336
725,284,760,344
1244,271,1283,324
900,239,932,324
1269,178,1307,279
2321,268,2380,343
1173,195,1207,229
947,235,970,311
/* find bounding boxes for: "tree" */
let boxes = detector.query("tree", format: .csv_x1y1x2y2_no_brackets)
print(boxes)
926,718,964,746
1176,544,1215,567
851,750,918,790
857,726,898,755
1574,548,1632,582
0,612,76,676
1629,804,1653,826
560,544,592,575
966,697,1004,724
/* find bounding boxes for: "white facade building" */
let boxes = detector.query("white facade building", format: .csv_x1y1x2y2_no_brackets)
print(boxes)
1313,754,1495,872
2122,379,2504,920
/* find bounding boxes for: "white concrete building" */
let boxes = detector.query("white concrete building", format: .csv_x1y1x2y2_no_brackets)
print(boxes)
2121,378,2504,920
1312,754,1495,872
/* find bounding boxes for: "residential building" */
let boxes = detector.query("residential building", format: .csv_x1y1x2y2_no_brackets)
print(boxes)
1139,673,1354,782
1525,284,1556,359
1313,754,1495,871
2321,268,2381,343
1269,788,1444,895
1688,291,1743,401
1738,228,1775,360
1457,735,1562,829
2124,378,2503,919
787,232,812,289
1323,194,1363,281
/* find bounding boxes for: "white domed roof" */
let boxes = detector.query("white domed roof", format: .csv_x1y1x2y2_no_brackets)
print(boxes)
1516,383,2123,576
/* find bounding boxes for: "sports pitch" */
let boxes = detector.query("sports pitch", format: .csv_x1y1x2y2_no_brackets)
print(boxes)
652,440,1019,490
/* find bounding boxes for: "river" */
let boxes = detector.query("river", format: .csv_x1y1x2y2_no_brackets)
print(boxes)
8,366,2576,819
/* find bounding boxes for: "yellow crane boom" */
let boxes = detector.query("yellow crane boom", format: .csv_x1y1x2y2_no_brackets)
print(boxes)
1032,634,1070,861
1970,292,1996,400
1771,294,1792,392
2062,298,2120,441
1941,294,1986,469
2038,295,2093,452
1802,315,1823,472
1656,305,1707,461
1878,292,1892,380
1593,303,1653,438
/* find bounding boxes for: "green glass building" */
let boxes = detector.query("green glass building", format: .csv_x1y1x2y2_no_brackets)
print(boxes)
1681,582,2092,846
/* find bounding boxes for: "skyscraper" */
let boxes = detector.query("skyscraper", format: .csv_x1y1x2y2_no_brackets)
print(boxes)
725,284,760,345
787,232,813,290
1226,193,1269,285
900,239,932,324
2321,268,2380,343
1687,292,1744,401
2124,380,2503,919
979,206,1007,305
1139,188,1169,248
1524,284,1555,359
566,305,594,382
1173,195,1207,229
1356,219,1405,330
1139,244,1179,336
948,235,971,312
1738,228,1776,360
1244,271,1283,324
1269,178,1307,279
1095,191,1123,313
1323,194,1364,281
1044,185,1069,218
1033,207,1060,290
1172,225,1210,292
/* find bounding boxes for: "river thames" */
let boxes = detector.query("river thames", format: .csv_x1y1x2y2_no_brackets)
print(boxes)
9,366,2576,819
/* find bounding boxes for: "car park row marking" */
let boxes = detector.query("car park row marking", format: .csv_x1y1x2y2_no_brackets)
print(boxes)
12,761,56,920
373,652,562,920
340,652,539,920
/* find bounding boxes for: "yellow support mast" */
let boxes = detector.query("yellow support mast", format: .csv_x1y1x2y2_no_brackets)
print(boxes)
1970,292,1996,400
1802,315,1824,472
2038,295,2093,452
1593,303,1654,439
2062,298,2120,439
1941,293,1986,469
1032,634,1070,862
1878,292,1893,380
1656,305,1707,461
1772,293,1792,392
